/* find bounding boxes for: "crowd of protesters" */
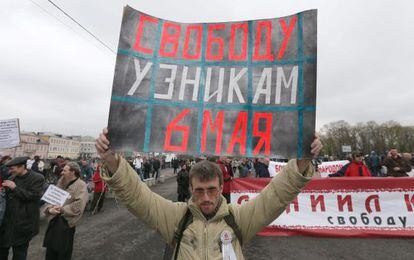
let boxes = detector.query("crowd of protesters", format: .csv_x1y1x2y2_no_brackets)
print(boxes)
327,148,413,177
0,146,413,259
0,155,106,260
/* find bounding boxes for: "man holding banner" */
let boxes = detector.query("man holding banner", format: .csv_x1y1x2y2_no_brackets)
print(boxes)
95,128,322,259
97,5,321,259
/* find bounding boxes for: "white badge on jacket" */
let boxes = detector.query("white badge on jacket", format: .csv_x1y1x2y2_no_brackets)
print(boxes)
221,230,237,260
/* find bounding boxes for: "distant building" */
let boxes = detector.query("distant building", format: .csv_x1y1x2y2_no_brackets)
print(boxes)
39,133,80,159
0,131,98,160
79,136,98,159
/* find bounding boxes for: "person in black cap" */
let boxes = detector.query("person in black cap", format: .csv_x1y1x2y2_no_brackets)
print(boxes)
0,156,45,260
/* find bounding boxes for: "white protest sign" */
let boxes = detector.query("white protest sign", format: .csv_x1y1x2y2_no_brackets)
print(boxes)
317,160,349,177
269,160,349,177
0,118,20,149
41,185,70,206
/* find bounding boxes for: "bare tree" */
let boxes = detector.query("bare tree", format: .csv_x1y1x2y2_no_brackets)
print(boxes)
320,120,414,158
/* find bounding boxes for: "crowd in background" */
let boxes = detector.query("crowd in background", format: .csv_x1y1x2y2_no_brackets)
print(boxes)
0,147,413,259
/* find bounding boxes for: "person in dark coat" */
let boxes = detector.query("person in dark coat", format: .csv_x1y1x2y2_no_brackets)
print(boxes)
368,151,381,177
383,148,412,177
176,163,190,202
142,157,151,179
80,160,93,182
0,157,45,260
172,158,179,175
256,158,270,178
152,158,161,180
31,156,40,173
0,156,11,181
238,159,249,178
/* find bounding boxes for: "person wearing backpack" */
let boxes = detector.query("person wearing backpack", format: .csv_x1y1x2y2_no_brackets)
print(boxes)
95,128,322,259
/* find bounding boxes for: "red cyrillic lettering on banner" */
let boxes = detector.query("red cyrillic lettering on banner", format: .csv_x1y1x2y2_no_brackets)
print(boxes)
365,194,381,213
277,16,297,60
206,24,226,61
337,195,353,212
133,15,158,55
229,23,248,61
252,112,272,155
182,25,202,60
227,111,247,155
164,109,190,152
237,195,250,204
310,195,326,212
159,22,181,58
253,21,274,61
201,110,224,154
404,194,414,212
285,198,299,214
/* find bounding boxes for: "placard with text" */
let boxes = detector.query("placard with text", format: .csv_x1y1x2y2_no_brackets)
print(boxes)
108,6,317,158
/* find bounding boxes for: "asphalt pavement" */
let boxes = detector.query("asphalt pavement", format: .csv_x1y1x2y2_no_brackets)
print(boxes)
27,168,414,260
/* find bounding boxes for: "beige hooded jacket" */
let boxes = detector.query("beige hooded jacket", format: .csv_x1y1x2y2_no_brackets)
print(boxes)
102,157,314,259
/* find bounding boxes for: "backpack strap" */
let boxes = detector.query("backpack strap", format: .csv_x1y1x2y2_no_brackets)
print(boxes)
224,211,243,247
172,208,193,260
171,208,243,259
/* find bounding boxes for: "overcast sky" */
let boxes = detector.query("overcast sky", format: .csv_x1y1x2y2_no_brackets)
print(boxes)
1,0,413,137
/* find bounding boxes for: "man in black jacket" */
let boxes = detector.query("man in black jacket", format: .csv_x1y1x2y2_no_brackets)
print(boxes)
152,157,161,180
255,158,270,178
0,157,45,260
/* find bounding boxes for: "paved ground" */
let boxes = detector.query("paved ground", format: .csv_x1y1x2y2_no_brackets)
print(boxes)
27,168,414,260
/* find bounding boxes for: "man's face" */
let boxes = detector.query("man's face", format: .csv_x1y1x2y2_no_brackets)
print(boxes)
8,165,26,176
390,149,398,158
191,177,222,215
81,160,87,166
263,158,270,166
61,165,74,179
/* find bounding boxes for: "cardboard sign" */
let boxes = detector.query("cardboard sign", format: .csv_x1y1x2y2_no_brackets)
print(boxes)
41,185,70,207
0,118,20,149
108,6,317,158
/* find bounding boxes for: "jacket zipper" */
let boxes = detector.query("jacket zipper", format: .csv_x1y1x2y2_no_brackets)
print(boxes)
204,222,208,260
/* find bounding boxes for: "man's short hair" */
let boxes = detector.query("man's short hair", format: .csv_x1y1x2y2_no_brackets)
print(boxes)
189,160,223,187
66,162,81,177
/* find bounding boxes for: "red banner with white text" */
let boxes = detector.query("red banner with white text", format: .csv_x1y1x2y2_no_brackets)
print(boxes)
231,177,414,237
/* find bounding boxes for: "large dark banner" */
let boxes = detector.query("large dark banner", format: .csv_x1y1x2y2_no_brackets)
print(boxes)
108,6,317,158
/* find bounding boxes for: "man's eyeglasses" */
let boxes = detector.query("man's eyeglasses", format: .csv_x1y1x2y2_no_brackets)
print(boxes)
193,187,219,197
